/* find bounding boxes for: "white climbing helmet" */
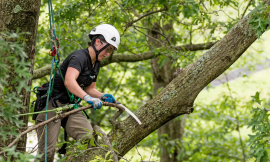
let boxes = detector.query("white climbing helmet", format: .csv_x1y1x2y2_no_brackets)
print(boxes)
89,24,120,50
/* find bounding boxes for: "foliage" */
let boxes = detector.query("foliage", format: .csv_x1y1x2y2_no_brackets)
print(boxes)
90,153,113,162
248,92,270,161
0,32,36,161
27,0,270,160
249,1,270,38
159,93,251,161
56,133,114,162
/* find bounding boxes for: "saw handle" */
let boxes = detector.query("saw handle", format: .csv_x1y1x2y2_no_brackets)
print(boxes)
114,100,121,104
101,96,121,104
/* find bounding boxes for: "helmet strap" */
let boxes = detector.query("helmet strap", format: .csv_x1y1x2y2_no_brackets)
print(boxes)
91,38,110,61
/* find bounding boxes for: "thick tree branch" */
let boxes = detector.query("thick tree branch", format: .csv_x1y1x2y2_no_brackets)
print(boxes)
75,1,270,160
32,42,217,80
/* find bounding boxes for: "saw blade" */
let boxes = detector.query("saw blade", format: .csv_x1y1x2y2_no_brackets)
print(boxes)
120,104,142,125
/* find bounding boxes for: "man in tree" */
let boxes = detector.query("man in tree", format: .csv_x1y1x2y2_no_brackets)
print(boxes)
35,24,120,161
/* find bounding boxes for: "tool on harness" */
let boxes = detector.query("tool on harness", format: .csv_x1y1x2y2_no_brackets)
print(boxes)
32,84,66,119
49,34,59,57
32,85,50,120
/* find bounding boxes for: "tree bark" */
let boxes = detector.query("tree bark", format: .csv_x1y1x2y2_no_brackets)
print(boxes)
0,0,41,152
148,22,186,162
75,2,268,160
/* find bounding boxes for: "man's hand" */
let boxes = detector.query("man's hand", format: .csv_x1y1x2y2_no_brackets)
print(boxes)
83,95,102,110
100,94,115,103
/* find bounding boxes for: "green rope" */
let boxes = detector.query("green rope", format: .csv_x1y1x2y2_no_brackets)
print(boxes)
45,0,56,161
55,62,75,102
44,54,54,162
38,0,81,159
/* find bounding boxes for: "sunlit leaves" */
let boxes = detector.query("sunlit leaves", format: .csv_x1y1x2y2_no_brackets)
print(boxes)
181,93,252,161
248,92,270,161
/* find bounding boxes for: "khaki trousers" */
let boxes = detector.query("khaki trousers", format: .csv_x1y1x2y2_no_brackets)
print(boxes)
35,100,93,162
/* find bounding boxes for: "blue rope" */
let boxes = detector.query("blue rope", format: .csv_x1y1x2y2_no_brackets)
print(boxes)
48,0,60,61
44,57,55,162
44,0,74,159
45,0,58,161
48,0,53,51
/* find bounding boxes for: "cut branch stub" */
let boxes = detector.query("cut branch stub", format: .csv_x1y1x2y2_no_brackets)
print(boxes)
105,102,125,129
109,109,124,129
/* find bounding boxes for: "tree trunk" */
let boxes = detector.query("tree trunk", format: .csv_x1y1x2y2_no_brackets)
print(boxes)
75,2,268,160
0,0,41,152
158,116,186,162
148,22,186,162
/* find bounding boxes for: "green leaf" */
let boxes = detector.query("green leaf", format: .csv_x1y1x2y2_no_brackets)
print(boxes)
251,92,261,105
90,139,96,147
105,150,112,159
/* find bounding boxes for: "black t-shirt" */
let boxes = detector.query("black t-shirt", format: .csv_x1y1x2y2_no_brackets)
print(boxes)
50,48,98,103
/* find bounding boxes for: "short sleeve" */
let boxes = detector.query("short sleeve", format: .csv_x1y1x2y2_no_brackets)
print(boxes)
68,54,85,73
